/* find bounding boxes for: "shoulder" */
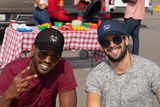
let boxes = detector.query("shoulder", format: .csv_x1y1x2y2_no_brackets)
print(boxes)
134,55,158,67
7,57,31,66
88,60,110,78
53,58,73,74
2,57,31,75
133,55,160,73
57,58,71,68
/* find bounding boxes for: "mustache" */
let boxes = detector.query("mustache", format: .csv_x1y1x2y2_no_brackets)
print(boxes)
107,45,121,52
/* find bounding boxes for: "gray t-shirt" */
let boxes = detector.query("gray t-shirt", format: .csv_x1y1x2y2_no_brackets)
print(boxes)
85,55,160,107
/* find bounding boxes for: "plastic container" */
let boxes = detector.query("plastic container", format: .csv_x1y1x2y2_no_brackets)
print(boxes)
78,17,82,21
38,25,48,30
83,22,89,28
10,20,16,24
71,20,82,27
89,23,98,29
54,22,63,27
65,23,71,27
98,20,102,26
17,28,33,32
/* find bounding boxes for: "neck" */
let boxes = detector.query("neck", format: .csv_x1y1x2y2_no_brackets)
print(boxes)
109,53,133,74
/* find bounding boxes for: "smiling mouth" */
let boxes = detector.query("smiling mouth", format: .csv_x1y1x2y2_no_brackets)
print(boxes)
40,63,51,71
108,46,121,52
111,49,119,53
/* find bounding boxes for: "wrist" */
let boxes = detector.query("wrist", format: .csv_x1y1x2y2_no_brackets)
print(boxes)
3,91,14,101
0,92,13,107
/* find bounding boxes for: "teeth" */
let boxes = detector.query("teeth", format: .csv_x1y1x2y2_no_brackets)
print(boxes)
41,64,48,68
111,49,118,52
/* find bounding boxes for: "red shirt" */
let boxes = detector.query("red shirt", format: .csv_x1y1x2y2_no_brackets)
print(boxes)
0,57,77,107
77,1,90,10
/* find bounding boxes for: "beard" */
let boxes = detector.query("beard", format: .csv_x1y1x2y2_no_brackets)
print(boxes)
104,42,128,63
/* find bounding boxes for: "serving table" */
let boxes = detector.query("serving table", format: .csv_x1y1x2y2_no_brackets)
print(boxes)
0,26,105,69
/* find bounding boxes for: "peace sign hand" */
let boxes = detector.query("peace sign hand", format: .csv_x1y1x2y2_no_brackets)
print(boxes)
5,66,38,100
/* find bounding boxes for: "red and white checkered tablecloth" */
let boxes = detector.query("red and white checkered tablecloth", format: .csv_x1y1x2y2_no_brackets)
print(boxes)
0,26,106,69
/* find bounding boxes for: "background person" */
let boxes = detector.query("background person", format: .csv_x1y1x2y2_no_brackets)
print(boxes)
122,0,145,55
33,0,51,26
74,0,93,23
0,28,77,107
85,20,160,107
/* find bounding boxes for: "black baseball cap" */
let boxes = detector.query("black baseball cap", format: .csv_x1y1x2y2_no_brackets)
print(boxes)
34,28,64,57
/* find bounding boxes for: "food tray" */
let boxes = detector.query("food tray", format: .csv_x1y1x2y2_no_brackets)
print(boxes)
17,28,33,32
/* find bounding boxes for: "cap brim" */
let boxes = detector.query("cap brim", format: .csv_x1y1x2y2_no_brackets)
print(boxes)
37,42,63,57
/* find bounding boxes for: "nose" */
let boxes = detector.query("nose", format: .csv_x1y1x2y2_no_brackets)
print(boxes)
109,40,116,47
43,55,52,63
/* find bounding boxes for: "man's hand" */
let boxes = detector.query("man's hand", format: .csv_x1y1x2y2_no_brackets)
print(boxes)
85,0,92,3
5,66,38,100
39,3,47,10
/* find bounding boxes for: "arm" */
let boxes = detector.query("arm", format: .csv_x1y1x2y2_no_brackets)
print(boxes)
59,89,77,107
86,92,101,107
34,0,47,10
74,0,81,6
74,0,92,6
155,85,160,105
0,67,38,107
0,95,12,107
122,0,137,3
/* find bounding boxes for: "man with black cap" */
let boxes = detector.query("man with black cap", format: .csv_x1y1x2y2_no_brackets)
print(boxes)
85,20,160,107
0,28,77,107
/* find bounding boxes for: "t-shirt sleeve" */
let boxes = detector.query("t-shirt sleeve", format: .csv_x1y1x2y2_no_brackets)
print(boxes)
151,63,160,94
57,60,78,93
0,66,15,96
85,71,102,97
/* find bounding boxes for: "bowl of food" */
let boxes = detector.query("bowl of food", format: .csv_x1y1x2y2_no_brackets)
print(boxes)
54,22,63,27
37,25,48,30
58,25,72,30
89,23,98,29
65,23,71,27
83,22,89,28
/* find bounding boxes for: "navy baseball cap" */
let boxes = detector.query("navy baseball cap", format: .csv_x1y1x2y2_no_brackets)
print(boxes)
34,28,64,57
97,20,126,43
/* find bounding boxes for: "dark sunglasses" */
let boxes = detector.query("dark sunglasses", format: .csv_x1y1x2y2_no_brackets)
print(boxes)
100,34,125,48
35,47,60,63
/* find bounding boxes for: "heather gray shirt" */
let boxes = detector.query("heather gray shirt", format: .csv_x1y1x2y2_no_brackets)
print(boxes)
85,55,160,107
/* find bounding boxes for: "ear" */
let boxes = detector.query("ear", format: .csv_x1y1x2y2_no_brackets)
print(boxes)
124,35,129,46
31,45,36,56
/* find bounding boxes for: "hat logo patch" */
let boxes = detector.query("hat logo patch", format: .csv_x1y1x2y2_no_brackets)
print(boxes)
49,35,58,42
103,24,111,31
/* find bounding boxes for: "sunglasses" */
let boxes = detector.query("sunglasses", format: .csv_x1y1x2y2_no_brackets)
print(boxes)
35,47,60,63
100,34,125,48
